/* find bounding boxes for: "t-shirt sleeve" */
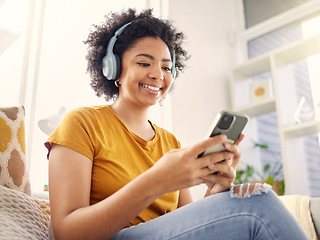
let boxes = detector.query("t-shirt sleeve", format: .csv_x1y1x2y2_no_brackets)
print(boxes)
45,108,95,161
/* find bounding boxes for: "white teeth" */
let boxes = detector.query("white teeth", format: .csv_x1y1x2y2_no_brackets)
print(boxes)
142,84,161,91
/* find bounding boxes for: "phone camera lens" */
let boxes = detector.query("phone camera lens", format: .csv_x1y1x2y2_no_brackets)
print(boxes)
218,114,234,130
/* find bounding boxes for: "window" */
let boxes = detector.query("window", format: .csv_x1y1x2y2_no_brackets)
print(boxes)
240,2,320,196
243,0,313,28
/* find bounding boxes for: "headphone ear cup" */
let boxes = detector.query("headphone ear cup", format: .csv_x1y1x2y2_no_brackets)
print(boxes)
107,53,117,80
113,54,121,79
102,52,121,80
102,22,131,81
102,54,111,79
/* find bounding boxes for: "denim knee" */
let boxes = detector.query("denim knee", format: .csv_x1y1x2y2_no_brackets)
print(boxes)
230,183,272,198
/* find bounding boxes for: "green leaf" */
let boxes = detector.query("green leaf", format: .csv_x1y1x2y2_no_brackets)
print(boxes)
278,180,285,195
254,143,269,149
235,170,245,184
266,175,274,185
246,165,254,177
263,164,270,172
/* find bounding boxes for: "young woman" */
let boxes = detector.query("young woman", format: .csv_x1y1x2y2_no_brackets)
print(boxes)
46,8,308,240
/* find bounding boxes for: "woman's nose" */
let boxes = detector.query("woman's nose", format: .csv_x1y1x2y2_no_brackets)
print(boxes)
148,66,164,81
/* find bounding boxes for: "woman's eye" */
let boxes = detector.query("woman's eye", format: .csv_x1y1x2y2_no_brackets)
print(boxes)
137,62,150,67
162,67,171,72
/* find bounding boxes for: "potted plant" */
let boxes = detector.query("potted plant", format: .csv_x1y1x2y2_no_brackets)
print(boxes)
235,163,285,195
235,141,285,195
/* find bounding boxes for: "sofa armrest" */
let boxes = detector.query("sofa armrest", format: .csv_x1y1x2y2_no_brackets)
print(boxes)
310,198,320,239
279,195,317,240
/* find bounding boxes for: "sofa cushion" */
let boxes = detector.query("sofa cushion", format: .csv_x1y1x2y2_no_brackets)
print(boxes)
279,195,317,240
0,105,31,195
0,185,50,239
310,198,320,239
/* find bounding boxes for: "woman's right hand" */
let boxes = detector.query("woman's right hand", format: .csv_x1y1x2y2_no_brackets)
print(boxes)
148,134,233,195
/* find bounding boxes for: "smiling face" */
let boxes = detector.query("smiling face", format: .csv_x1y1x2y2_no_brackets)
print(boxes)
117,37,174,108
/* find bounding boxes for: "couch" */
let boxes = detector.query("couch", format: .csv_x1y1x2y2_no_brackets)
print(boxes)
0,105,319,239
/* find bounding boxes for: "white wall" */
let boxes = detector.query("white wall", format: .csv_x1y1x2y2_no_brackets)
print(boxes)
168,0,239,148
167,0,240,199
27,0,150,192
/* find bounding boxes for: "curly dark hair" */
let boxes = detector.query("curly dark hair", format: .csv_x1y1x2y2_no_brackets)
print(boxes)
84,8,189,101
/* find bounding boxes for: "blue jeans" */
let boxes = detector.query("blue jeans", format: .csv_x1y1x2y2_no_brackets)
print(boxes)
110,189,308,239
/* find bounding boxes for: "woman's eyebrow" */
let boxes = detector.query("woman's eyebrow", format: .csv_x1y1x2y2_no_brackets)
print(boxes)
136,53,171,62
136,53,154,60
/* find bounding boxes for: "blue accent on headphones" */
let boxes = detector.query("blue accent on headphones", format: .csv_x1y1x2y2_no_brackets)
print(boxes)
102,22,176,80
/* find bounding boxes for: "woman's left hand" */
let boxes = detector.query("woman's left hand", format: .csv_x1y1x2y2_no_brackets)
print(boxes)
201,133,245,196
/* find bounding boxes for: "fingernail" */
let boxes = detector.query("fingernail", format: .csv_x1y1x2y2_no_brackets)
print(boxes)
224,143,231,149
220,135,227,141
208,164,215,170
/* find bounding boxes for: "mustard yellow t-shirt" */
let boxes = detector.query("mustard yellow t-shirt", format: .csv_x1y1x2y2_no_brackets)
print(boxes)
45,105,181,226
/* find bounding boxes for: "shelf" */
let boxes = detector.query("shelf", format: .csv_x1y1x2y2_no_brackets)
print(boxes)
232,54,271,81
234,98,276,118
274,35,320,67
283,120,320,140
232,35,320,81
230,31,320,195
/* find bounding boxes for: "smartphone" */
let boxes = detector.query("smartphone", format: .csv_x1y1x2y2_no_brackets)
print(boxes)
199,110,249,158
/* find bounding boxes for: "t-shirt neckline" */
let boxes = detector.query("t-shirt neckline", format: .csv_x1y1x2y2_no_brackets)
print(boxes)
106,105,159,146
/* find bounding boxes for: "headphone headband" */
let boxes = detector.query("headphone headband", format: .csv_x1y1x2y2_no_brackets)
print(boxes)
102,21,176,80
106,22,132,55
